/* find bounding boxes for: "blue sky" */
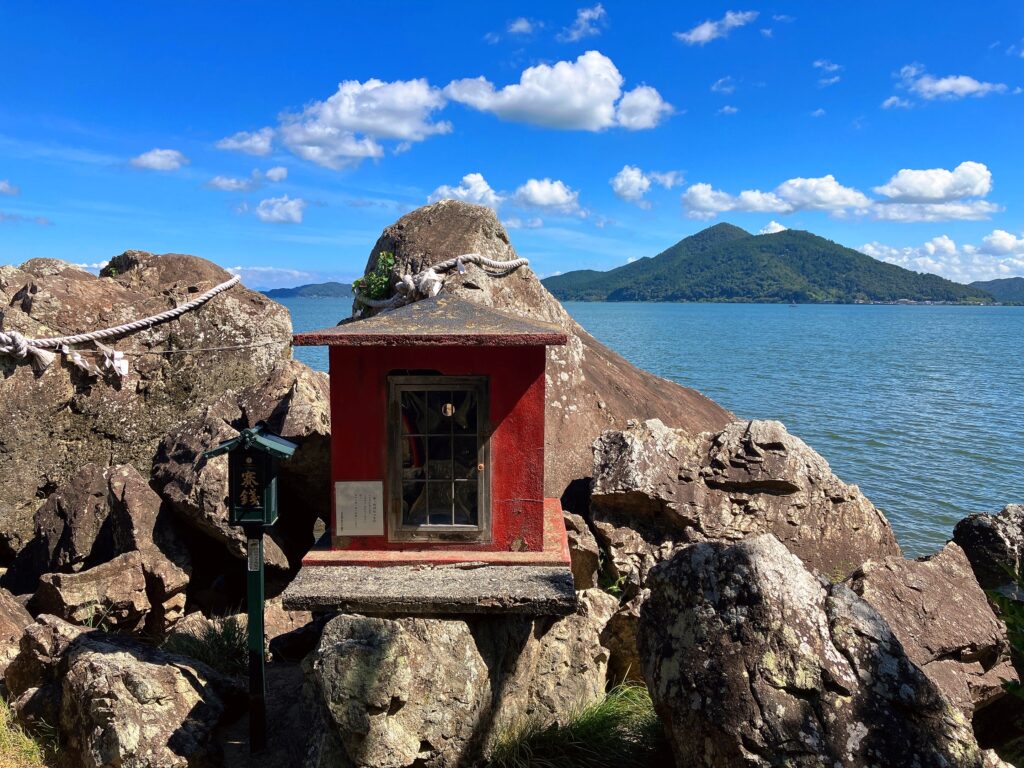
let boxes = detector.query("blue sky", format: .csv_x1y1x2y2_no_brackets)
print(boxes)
1,2,1022,288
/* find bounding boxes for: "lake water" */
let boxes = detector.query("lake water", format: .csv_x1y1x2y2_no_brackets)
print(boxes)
282,297,1024,557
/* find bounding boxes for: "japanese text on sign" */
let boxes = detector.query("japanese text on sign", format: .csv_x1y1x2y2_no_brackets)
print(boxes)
335,481,384,536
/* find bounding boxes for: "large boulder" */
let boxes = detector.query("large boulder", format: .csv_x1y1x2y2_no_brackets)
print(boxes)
638,535,988,767
305,589,617,768
5,615,243,768
591,418,900,590
356,200,733,498
0,252,291,562
847,542,1017,719
152,359,331,572
30,552,151,633
954,504,1024,591
0,587,31,676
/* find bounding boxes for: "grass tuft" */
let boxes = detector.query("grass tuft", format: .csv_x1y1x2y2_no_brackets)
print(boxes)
161,613,249,677
0,702,51,768
487,684,668,768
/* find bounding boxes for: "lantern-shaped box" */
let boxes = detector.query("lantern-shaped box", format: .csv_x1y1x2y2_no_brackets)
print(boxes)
203,426,298,527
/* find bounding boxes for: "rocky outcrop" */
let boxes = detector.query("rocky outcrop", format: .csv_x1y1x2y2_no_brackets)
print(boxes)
847,542,1017,719
954,504,1024,591
0,252,291,562
31,552,151,632
0,587,31,676
563,511,600,589
591,418,900,589
638,535,988,767
356,200,733,497
5,615,243,767
152,359,330,573
305,589,617,767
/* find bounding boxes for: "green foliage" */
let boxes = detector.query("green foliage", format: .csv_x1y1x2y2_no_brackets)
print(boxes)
0,702,53,768
544,223,995,304
598,570,628,598
353,251,396,301
487,685,669,768
989,569,1024,701
161,614,249,677
969,277,1024,304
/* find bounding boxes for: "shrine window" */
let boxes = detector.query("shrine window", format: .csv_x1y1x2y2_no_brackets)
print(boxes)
387,376,490,542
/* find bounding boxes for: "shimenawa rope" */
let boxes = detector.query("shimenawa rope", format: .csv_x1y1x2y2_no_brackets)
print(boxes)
353,253,529,311
0,274,241,374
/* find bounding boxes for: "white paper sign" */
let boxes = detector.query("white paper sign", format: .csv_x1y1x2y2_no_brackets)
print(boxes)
335,481,384,536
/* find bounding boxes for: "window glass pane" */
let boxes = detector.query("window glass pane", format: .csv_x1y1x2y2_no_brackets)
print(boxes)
400,391,429,435
427,436,452,479
451,390,477,435
454,481,478,525
401,434,426,477
426,391,452,435
427,481,454,525
453,437,478,479
402,481,428,525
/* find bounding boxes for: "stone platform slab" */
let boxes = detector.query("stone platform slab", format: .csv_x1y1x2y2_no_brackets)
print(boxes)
281,562,576,616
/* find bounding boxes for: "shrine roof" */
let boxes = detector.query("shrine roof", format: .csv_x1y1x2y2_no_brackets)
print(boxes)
291,295,568,347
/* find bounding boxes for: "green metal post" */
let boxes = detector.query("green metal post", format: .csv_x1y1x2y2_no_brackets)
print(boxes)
246,528,266,753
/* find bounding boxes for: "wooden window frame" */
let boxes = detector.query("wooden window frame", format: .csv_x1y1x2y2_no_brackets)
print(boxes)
386,375,491,543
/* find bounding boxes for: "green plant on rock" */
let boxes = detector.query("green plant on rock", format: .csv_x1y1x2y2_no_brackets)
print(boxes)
0,701,54,768
353,251,396,301
161,614,249,678
487,684,669,768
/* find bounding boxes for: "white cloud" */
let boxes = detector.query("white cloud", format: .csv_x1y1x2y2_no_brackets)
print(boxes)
508,17,537,34
610,165,682,207
760,28,773,38
0,180,18,195
873,161,991,202
503,216,544,229
227,265,316,288
710,76,736,94
675,10,758,45
483,31,501,44
861,232,1024,282
813,59,842,73
758,220,788,234
718,105,739,115
558,4,607,42
207,174,257,192
429,172,504,209
130,148,188,171
255,195,307,223
811,108,826,117
899,63,1008,101
265,166,288,182
445,51,671,131
0,212,51,225
818,75,841,88
881,95,911,109
514,178,581,214
216,127,274,156
871,200,1001,222
682,175,871,219
278,78,450,169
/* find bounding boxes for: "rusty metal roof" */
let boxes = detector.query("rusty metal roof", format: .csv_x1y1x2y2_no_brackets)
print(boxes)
292,295,568,347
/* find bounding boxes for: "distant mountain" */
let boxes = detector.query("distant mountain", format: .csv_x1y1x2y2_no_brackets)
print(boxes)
969,277,1024,304
261,282,352,298
543,223,994,304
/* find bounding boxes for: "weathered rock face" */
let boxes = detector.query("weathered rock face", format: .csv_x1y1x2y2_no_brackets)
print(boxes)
563,511,600,589
954,504,1024,591
31,552,151,632
152,359,331,572
0,587,31,676
847,542,1017,719
306,589,617,768
6,615,243,768
0,252,291,562
591,418,901,589
356,201,733,498
638,535,986,768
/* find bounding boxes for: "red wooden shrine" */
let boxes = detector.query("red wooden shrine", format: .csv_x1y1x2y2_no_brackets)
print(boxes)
292,295,571,568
